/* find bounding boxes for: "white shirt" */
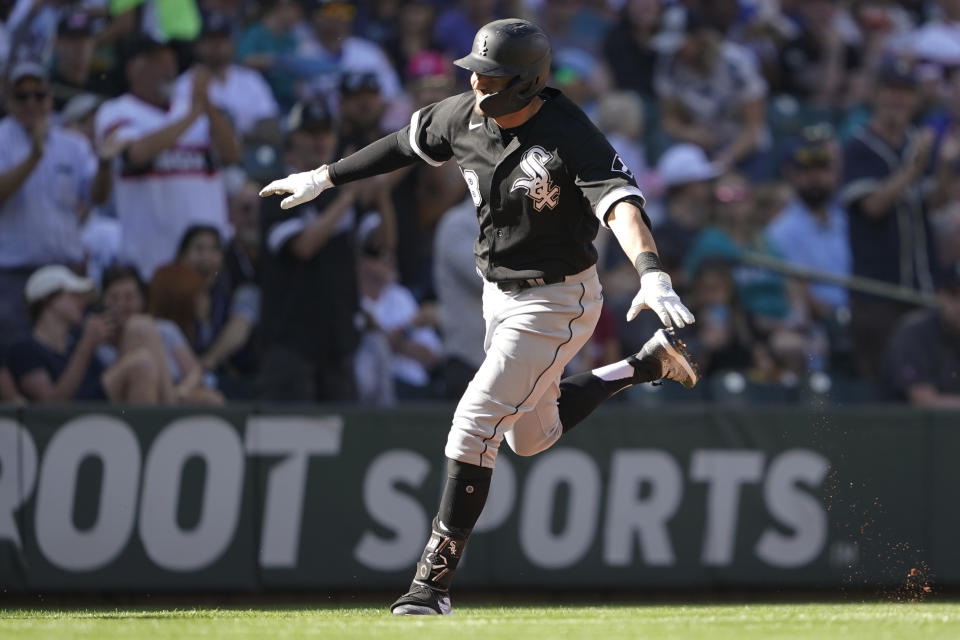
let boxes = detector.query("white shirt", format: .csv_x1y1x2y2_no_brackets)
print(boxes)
362,283,442,387
94,94,229,279
174,65,280,135
0,117,96,267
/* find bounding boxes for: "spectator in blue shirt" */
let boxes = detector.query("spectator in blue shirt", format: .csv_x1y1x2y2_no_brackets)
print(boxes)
768,125,852,318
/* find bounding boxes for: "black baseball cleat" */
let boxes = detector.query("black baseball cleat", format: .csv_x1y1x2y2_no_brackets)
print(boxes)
390,583,453,616
637,327,699,389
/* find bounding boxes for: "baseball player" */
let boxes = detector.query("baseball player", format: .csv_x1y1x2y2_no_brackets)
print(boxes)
261,19,698,615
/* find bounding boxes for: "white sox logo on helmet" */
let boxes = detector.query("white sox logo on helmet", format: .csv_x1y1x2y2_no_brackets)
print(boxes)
511,146,560,211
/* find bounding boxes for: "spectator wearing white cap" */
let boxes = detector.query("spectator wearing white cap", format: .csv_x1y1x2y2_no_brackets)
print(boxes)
652,143,720,286
0,61,114,350
6,265,167,404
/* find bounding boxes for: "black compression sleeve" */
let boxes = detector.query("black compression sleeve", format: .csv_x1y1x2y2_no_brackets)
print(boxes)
327,131,419,184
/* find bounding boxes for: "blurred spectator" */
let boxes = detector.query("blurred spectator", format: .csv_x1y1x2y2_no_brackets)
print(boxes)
7,265,165,404
257,100,360,402
95,37,240,279
380,52,465,300
594,90,659,198
62,93,124,286
602,0,661,97
99,264,223,405
652,143,719,279
298,0,401,103
551,46,609,114
236,0,302,109
768,124,852,319
380,0,439,79
434,195,484,399
357,225,443,400
0,61,112,349
772,0,864,110
884,261,960,407
4,0,62,70
338,70,387,148
433,0,500,63
906,0,960,67
685,259,756,377
653,5,770,178
50,11,99,109
536,0,609,56
224,175,262,290
839,60,943,381
0,344,25,404
685,172,817,378
175,11,281,143
175,224,259,389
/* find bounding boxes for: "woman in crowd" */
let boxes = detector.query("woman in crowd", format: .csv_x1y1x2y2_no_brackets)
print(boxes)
8,266,167,404
102,264,224,405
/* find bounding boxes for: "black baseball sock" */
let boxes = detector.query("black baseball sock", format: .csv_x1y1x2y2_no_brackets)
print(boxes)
559,354,662,433
438,458,492,530
410,459,492,593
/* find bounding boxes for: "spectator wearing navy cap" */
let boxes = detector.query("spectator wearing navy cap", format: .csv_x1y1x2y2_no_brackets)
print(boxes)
338,70,388,149
257,100,360,402
840,59,941,381
50,11,98,110
0,61,113,351
767,124,852,320
174,12,281,144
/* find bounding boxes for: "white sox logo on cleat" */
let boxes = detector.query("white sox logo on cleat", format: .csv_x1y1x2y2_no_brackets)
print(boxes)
511,146,560,211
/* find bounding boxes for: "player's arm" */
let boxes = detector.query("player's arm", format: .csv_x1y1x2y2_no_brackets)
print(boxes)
261,100,456,209
258,131,420,209
607,201,695,328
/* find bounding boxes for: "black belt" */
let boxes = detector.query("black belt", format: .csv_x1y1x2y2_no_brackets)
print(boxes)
496,275,566,293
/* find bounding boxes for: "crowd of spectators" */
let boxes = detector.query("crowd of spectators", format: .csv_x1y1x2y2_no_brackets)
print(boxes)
0,0,959,408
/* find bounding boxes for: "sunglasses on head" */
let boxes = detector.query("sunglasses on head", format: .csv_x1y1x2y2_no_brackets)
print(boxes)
13,90,48,103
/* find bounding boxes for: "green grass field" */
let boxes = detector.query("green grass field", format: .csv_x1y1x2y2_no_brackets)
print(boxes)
3,602,960,640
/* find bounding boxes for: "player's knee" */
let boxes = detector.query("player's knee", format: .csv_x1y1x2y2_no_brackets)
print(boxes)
505,436,546,457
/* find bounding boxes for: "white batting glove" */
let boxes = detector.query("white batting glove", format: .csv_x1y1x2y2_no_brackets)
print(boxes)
259,165,332,209
627,271,696,328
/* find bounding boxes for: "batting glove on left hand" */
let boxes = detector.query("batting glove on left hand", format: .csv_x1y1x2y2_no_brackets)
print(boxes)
627,271,696,328
259,165,332,209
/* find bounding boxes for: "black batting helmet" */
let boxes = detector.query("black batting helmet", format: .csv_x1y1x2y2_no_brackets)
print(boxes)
454,19,551,118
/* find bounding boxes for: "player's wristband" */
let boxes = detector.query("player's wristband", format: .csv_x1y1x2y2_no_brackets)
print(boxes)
634,251,664,276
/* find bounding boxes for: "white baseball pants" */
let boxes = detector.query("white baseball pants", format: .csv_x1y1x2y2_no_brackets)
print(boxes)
444,265,602,468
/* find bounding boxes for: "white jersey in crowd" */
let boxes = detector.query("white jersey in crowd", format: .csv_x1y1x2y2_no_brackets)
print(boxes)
173,65,279,136
95,94,229,278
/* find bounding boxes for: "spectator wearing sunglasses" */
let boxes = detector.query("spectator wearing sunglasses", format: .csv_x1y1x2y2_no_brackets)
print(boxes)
767,125,852,320
0,61,113,354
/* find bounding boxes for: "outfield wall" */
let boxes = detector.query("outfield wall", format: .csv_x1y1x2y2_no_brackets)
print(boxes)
1,404,957,592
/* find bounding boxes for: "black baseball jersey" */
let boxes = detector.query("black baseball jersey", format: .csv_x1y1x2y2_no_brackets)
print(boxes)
397,88,646,282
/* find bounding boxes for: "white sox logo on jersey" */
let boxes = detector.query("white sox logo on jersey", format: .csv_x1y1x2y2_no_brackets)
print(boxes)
511,146,560,211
